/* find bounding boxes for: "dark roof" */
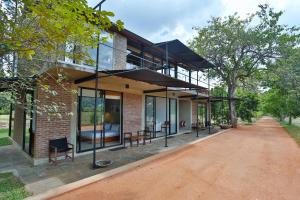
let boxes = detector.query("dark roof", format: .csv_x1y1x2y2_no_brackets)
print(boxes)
155,39,215,70
112,26,215,71
103,68,206,90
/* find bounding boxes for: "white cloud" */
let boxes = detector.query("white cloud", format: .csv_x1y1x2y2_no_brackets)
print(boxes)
88,0,300,44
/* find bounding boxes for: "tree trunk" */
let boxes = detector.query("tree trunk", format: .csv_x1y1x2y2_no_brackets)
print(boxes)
289,115,292,125
228,85,238,128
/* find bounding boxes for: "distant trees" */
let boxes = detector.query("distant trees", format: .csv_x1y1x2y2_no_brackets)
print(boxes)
236,90,259,123
190,4,299,127
262,49,300,124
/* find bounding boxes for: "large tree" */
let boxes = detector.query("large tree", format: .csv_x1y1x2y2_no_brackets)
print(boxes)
189,4,299,127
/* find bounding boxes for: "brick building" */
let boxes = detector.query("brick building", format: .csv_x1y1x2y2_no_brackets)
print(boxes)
10,27,213,165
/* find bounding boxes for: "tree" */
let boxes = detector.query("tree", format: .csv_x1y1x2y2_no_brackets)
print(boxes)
261,89,286,121
211,85,229,125
236,89,259,123
262,48,300,124
0,0,123,117
189,4,299,127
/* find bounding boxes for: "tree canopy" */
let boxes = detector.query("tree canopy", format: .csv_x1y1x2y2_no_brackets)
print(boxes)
0,0,123,118
189,4,299,127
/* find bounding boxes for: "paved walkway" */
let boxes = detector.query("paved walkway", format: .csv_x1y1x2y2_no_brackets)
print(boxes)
49,117,300,200
0,129,214,195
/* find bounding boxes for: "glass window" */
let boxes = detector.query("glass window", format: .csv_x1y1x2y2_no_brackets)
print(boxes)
99,32,114,69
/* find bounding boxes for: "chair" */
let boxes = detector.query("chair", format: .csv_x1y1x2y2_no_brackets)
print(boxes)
161,121,170,134
49,137,74,165
124,131,143,147
141,128,152,145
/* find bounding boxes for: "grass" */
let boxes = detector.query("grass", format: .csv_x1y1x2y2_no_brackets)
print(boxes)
0,172,31,200
0,138,12,147
0,129,12,147
0,128,9,138
280,121,300,146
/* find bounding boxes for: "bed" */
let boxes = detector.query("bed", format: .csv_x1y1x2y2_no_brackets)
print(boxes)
79,123,120,143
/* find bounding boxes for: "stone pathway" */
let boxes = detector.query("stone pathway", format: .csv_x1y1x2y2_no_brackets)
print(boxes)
0,129,215,195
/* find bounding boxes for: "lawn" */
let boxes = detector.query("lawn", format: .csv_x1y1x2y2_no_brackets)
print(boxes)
0,172,31,200
0,129,12,147
281,121,300,146
0,128,9,138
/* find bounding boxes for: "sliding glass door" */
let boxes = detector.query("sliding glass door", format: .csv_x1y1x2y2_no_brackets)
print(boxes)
103,91,122,147
145,96,177,137
78,88,104,152
169,99,177,134
145,96,155,133
77,88,122,153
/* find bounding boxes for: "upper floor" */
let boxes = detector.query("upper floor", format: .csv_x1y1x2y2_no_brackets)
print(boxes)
58,27,214,89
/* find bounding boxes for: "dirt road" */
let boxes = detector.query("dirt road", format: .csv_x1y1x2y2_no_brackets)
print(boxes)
50,117,300,200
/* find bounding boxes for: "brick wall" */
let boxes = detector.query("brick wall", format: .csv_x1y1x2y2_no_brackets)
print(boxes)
113,33,127,70
123,93,142,134
34,78,74,159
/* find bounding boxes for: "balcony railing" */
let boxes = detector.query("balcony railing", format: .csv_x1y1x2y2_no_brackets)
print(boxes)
58,42,209,89
126,53,209,89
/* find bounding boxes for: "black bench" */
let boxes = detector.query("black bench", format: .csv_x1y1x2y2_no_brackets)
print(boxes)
49,137,74,165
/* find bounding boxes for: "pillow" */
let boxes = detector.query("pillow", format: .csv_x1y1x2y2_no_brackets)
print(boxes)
104,123,111,131
111,124,120,132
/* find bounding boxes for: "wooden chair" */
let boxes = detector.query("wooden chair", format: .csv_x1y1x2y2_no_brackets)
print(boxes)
124,131,143,147
49,137,74,165
140,128,152,145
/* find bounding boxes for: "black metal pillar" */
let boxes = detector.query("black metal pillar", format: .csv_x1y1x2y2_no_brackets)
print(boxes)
92,1,105,169
208,68,211,134
165,86,168,147
165,42,169,75
197,70,199,86
196,92,199,137
175,63,178,79
8,103,13,137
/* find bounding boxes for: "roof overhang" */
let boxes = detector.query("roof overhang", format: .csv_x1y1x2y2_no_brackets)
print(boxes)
155,39,215,71
102,68,206,90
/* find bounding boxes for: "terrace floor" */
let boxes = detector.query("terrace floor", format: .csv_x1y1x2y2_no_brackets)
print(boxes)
0,128,218,195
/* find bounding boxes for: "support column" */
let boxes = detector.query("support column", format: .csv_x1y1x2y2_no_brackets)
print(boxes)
165,87,168,147
207,68,211,134
175,63,178,79
8,103,13,137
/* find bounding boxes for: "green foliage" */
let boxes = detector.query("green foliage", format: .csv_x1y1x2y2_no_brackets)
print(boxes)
1,0,123,118
236,90,259,123
0,93,11,115
0,172,31,199
261,89,286,120
262,48,300,123
189,4,299,126
1,0,123,60
0,137,12,146
280,121,300,146
211,86,229,125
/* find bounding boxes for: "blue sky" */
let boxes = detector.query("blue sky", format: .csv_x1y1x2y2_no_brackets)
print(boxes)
88,0,300,44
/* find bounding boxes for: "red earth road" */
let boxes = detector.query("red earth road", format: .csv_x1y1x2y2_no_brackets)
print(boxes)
50,117,300,200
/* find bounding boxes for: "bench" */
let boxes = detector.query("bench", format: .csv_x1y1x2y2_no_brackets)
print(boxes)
49,137,74,165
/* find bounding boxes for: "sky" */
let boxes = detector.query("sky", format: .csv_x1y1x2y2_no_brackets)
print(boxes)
88,0,300,44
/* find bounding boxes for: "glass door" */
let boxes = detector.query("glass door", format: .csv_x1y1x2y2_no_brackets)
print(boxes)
169,99,177,134
145,96,155,135
198,104,206,127
103,91,122,147
77,88,105,152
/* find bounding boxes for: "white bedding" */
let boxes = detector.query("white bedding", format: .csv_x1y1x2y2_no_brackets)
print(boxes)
80,131,119,139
